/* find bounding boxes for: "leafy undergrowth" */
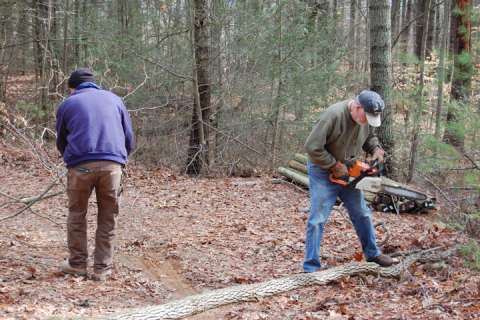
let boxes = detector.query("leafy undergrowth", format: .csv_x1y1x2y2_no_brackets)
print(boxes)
0,143,479,320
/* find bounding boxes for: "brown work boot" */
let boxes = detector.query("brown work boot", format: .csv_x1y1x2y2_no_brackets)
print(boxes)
60,260,87,276
91,269,112,282
367,254,394,267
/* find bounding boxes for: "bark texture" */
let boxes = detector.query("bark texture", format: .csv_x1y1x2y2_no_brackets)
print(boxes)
101,249,451,320
186,0,211,175
369,0,394,176
443,0,472,150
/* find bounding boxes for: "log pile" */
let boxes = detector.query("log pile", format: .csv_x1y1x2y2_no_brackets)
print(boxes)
277,153,310,188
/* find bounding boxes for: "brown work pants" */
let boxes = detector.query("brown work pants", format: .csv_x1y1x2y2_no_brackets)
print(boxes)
66,161,122,272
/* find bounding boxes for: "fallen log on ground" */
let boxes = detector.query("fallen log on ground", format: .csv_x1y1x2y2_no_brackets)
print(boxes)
100,248,453,320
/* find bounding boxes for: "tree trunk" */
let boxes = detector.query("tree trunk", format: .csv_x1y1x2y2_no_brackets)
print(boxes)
426,3,435,58
270,0,283,170
434,0,451,140
407,0,432,182
404,0,414,52
391,0,401,44
48,0,59,96
73,0,80,65
443,0,472,151
433,2,441,49
349,0,357,70
414,0,428,59
34,0,50,116
62,0,69,92
211,0,224,165
369,0,394,176
186,0,211,175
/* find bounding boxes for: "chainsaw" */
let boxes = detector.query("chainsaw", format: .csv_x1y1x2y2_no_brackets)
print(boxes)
329,159,432,203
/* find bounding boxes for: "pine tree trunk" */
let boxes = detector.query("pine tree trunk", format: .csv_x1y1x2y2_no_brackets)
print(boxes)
211,0,224,165
62,0,69,92
443,0,472,151
369,0,394,176
414,0,427,58
434,1,451,140
426,4,435,58
391,0,401,44
349,0,356,70
404,0,413,52
73,0,80,65
270,0,283,170
186,0,211,175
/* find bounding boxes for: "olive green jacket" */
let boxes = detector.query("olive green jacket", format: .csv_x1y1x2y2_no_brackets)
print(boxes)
304,100,381,169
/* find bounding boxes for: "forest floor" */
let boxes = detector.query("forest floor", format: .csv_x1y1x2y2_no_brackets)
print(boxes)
0,141,479,320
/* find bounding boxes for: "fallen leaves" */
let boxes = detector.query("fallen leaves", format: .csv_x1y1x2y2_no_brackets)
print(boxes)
0,143,478,319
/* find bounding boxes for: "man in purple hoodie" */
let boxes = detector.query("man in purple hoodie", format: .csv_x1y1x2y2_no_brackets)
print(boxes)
56,68,134,281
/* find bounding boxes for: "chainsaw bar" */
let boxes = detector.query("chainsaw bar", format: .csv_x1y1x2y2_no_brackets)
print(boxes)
382,185,428,201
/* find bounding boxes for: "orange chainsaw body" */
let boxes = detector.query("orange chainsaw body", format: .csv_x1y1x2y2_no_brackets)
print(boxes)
329,160,379,187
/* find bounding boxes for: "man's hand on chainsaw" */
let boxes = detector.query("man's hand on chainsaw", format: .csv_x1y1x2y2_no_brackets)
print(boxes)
330,161,348,178
370,147,385,164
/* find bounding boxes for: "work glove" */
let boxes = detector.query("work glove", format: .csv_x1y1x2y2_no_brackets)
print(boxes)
330,161,348,178
370,147,385,163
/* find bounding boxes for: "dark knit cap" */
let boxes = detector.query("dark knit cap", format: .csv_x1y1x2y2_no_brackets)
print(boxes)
68,68,95,89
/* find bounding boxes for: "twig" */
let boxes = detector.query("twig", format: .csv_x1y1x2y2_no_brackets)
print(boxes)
0,181,60,222
0,190,19,201
392,0,446,48
123,62,149,101
464,153,480,170
19,191,64,204
375,221,390,247
129,102,170,113
414,171,459,210
129,50,192,80
390,246,443,258
27,207,63,227
200,120,264,156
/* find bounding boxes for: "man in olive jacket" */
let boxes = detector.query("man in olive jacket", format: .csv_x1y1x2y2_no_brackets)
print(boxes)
303,90,393,272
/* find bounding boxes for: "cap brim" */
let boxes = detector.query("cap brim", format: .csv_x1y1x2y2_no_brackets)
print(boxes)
366,113,381,127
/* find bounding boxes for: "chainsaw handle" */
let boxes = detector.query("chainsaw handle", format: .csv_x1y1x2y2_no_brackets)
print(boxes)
329,173,349,186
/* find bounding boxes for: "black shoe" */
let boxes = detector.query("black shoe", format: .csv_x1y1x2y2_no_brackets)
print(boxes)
367,254,394,267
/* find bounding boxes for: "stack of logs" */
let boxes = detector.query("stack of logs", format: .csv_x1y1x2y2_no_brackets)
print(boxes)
278,153,310,188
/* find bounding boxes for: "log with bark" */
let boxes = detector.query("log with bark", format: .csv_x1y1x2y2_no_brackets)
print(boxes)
287,159,307,174
101,248,453,320
294,153,308,165
277,167,309,187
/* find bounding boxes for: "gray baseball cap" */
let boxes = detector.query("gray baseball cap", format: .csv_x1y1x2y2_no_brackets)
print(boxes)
357,90,385,127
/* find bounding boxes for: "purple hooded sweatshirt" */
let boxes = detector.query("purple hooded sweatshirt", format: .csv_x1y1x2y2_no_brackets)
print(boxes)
55,83,134,168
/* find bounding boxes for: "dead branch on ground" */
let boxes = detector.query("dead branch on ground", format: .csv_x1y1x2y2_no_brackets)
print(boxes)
101,247,453,320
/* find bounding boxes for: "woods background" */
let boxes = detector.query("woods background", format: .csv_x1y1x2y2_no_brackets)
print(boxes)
0,0,479,215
